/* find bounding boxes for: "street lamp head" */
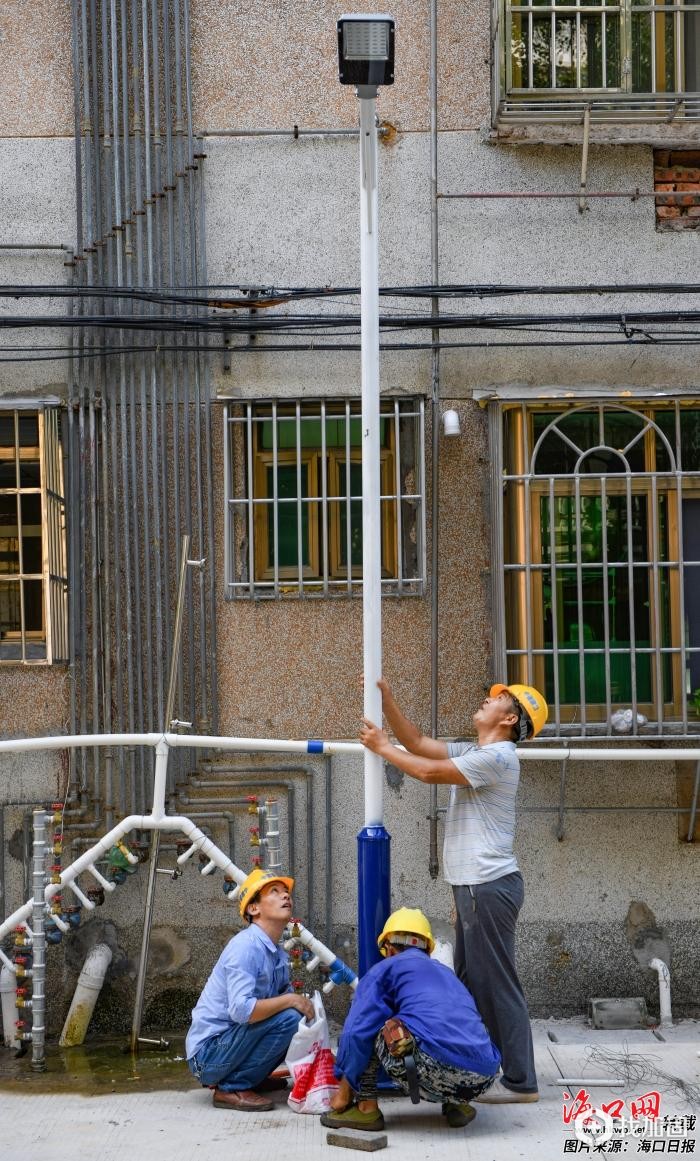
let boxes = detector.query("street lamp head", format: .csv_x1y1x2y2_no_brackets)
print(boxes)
337,14,395,94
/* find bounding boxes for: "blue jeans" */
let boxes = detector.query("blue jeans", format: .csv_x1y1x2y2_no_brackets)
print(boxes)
187,1008,300,1092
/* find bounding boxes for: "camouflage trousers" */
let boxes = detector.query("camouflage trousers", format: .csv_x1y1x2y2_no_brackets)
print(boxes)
356,1031,497,1104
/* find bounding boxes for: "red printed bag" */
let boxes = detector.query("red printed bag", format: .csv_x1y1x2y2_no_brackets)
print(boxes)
285,990,339,1114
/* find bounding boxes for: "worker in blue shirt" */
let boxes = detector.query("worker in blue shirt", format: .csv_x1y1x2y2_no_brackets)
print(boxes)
185,867,314,1112
320,908,500,1132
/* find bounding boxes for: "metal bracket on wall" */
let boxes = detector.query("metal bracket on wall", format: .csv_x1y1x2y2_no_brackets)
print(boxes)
556,757,568,841
579,104,591,214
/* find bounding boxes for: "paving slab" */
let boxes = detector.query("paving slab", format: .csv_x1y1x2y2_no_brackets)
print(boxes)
0,1020,697,1161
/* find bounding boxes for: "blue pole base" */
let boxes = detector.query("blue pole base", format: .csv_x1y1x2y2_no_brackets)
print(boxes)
357,824,391,976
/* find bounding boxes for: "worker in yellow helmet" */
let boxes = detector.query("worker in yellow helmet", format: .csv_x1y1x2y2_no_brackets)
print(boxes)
320,907,500,1133
185,868,313,1112
360,680,547,1105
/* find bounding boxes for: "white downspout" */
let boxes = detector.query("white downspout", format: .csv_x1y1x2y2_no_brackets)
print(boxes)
1,962,20,1048
59,943,113,1046
648,957,672,1028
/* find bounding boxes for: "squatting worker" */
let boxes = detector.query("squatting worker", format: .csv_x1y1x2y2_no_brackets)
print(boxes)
360,679,548,1104
185,867,314,1112
321,908,500,1133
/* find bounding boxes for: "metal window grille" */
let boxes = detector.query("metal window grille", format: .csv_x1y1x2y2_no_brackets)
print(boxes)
0,407,68,664
225,398,426,599
491,400,700,737
498,0,700,122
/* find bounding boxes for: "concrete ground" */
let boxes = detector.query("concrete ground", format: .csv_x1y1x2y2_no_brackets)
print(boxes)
0,1020,698,1161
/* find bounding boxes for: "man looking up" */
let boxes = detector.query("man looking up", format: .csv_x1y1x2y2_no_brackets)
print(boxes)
360,680,547,1103
185,867,314,1111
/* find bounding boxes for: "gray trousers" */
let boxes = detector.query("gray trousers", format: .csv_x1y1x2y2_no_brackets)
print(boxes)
453,871,537,1094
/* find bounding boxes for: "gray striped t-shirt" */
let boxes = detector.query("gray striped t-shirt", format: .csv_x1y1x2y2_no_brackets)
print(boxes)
443,740,520,886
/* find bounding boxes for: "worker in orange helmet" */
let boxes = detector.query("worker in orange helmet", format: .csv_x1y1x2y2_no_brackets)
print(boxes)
360,679,547,1104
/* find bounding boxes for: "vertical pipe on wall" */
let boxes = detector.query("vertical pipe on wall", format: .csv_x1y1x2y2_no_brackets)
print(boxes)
162,0,186,770
183,2,207,733
428,0,441,881
144,0,165,731
30,811,47,1071
121,0,146,814
152,0,174,710
111,0,138,813
198,140,219,734
183,0,209,734
173,0,196,730
69,0,85,791
132,0,155,751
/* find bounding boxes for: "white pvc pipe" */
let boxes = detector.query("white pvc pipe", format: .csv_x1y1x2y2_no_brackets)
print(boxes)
521,747,700,762
284,920,358,993
58,943,113,1046
0,732,698,764
359,93,384,830
1,962,20,1048
649,957,672,1028
0,732,363,757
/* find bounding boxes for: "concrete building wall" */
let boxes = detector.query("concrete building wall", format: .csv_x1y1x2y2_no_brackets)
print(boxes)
0,1,698,1035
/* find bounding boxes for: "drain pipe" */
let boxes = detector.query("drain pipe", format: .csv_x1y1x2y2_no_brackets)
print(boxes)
648,958,672,1028
59,942,113,1046
1,962,20,1048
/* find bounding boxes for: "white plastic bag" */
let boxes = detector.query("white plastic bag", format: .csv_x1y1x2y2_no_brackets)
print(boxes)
285,990,339,1114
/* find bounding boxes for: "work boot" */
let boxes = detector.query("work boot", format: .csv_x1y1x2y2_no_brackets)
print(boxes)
442,1101,477,1128
320,1105,386,1132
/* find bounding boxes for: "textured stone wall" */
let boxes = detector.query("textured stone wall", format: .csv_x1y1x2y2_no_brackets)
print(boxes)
0,2,73,136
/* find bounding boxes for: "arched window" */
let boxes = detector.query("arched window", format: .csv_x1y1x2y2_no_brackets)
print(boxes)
497,401,700,735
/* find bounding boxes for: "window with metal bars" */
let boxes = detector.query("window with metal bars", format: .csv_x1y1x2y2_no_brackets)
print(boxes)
498,0,700,121
0,408,68,663
225,399,425,598
493,401,700,735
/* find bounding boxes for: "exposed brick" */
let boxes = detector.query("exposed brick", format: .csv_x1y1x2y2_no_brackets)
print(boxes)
668,150,700,167
656,206,682,218
676,182,700,193
654,166,700,182
686,206,700,218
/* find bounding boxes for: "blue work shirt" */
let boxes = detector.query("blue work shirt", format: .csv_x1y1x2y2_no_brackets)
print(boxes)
185,922,291,1059
335,948,501,1090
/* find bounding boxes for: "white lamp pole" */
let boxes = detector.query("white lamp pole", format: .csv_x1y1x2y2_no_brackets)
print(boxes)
359,92,384,830
337,13,395,974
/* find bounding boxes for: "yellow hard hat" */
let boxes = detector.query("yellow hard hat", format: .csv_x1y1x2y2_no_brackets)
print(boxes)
237,867,295,920
490,683,548,739
377,908,435,956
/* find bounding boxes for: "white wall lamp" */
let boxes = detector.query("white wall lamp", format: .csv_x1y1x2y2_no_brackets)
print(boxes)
442,409,461,437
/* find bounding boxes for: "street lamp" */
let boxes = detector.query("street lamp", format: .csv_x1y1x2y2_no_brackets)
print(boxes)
337,14,395,974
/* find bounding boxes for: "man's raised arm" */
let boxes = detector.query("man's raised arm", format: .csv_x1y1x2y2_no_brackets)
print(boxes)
378,677,449,760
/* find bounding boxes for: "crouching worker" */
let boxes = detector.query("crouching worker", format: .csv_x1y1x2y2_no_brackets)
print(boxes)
185,868,314,1111
320,908,500,1132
